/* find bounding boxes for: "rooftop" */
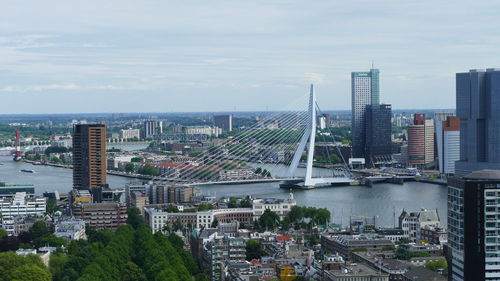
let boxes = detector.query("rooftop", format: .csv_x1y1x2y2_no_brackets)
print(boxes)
464,169,500,180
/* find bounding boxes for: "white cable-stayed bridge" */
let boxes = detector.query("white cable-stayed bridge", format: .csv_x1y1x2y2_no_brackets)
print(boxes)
153,85,355,189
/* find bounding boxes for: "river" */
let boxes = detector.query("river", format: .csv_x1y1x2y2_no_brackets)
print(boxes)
0,146,447,227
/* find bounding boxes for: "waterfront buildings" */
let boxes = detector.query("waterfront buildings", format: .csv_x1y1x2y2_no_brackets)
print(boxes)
407,114,434,168
213,114,232,132
0,192,46,218
72,124,107,189
252,193,296,220
119,128,140,139
0,183,35,198
448,170,500,281
398,209,441,242
364,104,392,166
143,120,163,139
455,69,500,175
144,207,254,232
351,69,380,159
436,116,460,175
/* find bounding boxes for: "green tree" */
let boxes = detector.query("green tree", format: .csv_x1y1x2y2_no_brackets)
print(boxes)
258,209,280,230
211,218,219,228
125,163,135,173
245,239,266,261
127,207,144,229
239,199,251,208
10,263,52,281
30,221,50,247
131,157,144,163
165,205,180,213
425,258,448,271
122,261,147,281
0,228,7,239
197,203,215,211
46,198,60,214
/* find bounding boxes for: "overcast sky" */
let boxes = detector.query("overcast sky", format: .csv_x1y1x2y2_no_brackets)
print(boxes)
0,0,498,114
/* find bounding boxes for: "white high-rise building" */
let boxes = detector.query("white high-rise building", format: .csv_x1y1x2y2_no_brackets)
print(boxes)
351,69,379,158
143,121,163,139
436,116,460,175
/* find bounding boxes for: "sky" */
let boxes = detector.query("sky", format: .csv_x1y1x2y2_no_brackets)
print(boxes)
0,0,499,114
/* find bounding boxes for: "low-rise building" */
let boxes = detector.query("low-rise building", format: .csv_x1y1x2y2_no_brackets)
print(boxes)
54,219,86,242
398,209,440,242
120,129,140,139
353,252,408,281
376,229,406,243
192,229,246,281
1,216,39,236
0,192,46,218
321,234,394,260
402,266,446,281
144,207,253,233
72,203,127,230
252,193,296,220
323,263,390,281
419,225,447,245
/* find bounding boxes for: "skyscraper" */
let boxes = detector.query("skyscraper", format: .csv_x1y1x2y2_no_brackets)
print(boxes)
213,115,233,132
72,124,107,190
408,114,434,168
364,104,392,166
455,69,500,176
351,69,380,158
448,170,500,281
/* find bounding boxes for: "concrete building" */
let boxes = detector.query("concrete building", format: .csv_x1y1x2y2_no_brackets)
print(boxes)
192,229,246,281
252,193,296,220
455,69,500,175
54,219,87,242
398,209,440,242
144,207,254,233
213,115,232,132
0,192,46,218
448,170,500,281
120,128,140,139
72,202,127,230
364,104,392,167
72,124,107,189
408,114,434,168
321,234,394,261
181,126,222,137
1,216,38,236
324,263,389,281
436,116,460,175
351,69,380,158
143,120,163,139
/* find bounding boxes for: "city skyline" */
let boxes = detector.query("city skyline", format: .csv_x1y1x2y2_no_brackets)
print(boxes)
1,0,499,114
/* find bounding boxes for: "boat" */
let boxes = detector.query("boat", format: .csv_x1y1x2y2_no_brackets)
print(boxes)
20,169,35,173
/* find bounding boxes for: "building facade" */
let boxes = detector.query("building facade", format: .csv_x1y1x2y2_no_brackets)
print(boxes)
455,69,500,176
408,115,434,168
72,203,127,230
72,124,107,189
364,104,392,166
213,115,232,132
143,120,163,139
351,69,380,158
436,116,460,175
0,192,46,218
120,128,140,139
448,170,500,281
